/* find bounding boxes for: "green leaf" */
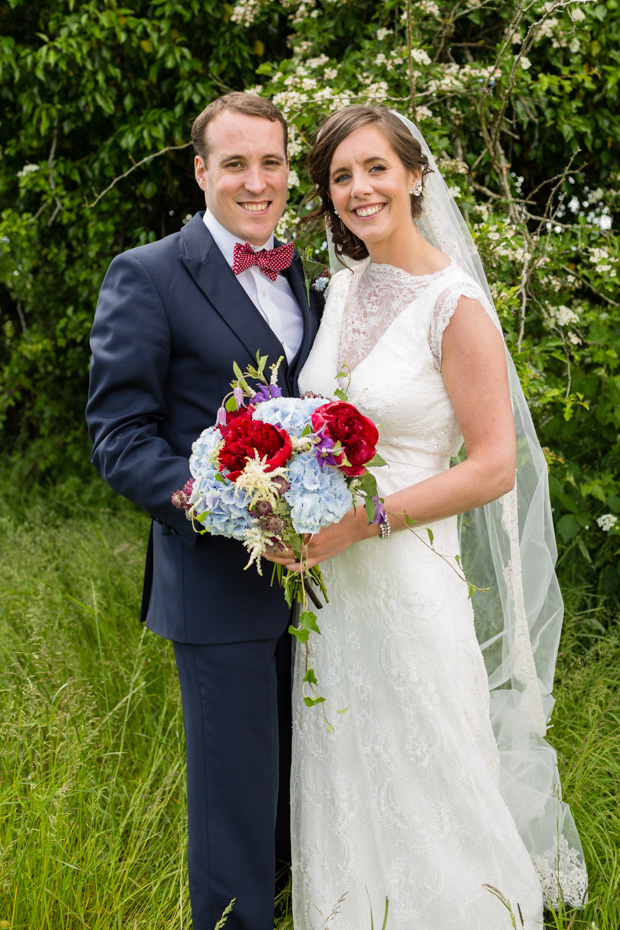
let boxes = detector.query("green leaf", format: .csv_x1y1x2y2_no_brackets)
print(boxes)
300,611,321,635
303,695,326,707
288,624,310,643
303,668,318,685
334,388,348,401
366,452,387,467
427,528,434,546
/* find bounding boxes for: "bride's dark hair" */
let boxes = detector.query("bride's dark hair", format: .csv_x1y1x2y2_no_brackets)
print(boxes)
302,106,432,262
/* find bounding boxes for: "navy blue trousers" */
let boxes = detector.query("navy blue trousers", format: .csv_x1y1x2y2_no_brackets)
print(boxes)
173,630,292,930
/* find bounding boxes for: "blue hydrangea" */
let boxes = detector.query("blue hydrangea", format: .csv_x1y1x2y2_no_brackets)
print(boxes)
189,427,221,478
253,396,323,436
193,475,256,541
188,426,256,540
285,450,352,534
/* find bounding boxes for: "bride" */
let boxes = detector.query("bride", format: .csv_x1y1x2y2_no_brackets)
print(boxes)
268,105,587,929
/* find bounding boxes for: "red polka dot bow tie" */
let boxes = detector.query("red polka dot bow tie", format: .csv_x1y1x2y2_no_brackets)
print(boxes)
232,240,295,282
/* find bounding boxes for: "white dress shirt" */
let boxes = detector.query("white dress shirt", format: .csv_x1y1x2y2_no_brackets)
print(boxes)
203,210,304,364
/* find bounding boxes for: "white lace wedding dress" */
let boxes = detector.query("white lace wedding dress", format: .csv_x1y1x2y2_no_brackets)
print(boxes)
293,259,546,930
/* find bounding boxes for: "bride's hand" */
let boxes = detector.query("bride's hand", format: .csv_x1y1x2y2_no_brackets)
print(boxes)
262,507,375,570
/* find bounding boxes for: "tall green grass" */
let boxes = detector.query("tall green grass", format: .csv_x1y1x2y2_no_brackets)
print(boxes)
0,499,618,928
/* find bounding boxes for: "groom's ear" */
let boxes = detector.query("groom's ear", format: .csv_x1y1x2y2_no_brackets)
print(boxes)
195,156,208,194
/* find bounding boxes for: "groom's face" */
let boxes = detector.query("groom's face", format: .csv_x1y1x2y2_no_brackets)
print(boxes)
194,110,289,246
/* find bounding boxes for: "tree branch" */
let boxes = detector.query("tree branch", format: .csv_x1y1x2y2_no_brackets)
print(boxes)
86,142,193,208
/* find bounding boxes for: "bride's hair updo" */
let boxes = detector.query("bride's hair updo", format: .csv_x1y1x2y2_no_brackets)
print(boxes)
303,106,432,262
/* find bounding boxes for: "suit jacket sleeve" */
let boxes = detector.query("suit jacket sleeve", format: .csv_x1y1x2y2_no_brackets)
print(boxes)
86,250,199,548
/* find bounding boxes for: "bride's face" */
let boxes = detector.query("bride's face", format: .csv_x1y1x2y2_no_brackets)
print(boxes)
328,125,419,256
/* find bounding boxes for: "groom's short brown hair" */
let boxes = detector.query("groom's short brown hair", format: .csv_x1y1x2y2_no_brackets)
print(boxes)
192,92,288,164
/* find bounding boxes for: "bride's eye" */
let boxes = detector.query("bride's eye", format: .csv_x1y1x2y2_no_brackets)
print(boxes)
332,172,351,184
369,164,387,174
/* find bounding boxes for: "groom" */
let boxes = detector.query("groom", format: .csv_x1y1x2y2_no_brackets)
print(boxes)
86,93,323,930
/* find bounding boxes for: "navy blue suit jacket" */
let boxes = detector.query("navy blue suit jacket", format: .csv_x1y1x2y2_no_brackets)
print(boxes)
87,213,322,644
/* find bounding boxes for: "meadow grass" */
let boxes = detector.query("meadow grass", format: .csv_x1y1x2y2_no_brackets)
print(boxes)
0,497,618,929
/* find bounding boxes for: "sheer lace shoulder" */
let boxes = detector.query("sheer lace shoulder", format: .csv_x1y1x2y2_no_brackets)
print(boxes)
339,260,454,372
429,271,502,371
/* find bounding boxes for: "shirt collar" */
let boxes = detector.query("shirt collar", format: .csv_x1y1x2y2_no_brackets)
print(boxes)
203,209,274,268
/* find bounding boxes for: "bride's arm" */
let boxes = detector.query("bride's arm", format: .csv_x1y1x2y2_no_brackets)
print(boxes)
268,294,517,569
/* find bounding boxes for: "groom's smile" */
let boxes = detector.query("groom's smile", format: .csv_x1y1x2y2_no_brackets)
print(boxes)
194,109,289,246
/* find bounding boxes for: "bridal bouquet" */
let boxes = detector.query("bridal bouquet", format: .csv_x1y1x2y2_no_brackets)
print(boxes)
172,354,385,713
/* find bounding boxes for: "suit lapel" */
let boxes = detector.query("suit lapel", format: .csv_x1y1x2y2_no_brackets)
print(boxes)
179,214,291,386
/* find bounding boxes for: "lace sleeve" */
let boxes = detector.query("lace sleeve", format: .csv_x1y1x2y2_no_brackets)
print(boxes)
429,279,502,370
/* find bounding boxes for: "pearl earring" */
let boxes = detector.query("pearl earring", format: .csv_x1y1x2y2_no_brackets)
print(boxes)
409,179,423,196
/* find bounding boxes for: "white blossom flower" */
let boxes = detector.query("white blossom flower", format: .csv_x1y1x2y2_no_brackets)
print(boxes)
572,7,586,22
596,514,618,532
555,305,580,326
569,37,581,53
275,209,296,240
520,56,532,70
364,82,389,102
324,68,338,80
411,48,432,65
420,0,440,16
375,53,387,66
17,163,41,178
307,55,329,67
416,105,433,121
376,27,391,40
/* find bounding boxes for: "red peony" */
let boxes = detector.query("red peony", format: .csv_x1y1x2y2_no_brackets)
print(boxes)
219,404,255,437
311,401,379,477
218,411,292,481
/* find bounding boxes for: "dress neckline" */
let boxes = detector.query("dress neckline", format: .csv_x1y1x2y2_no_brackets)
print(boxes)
363,258,454,283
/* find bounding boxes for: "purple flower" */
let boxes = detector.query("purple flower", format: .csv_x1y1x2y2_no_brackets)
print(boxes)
253,383,283,404
216,406,227,428
314,433,341,470
370,494,387,525
233,386,245,407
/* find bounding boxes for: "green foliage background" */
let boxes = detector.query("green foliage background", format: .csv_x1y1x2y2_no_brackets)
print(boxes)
1,0,619,605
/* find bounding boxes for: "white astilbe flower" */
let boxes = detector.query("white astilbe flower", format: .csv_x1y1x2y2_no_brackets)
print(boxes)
596,514,618,532
234,455,289,510
241,524,269,573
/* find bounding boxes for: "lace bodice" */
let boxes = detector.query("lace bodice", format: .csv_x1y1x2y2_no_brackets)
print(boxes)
300,259,499,473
